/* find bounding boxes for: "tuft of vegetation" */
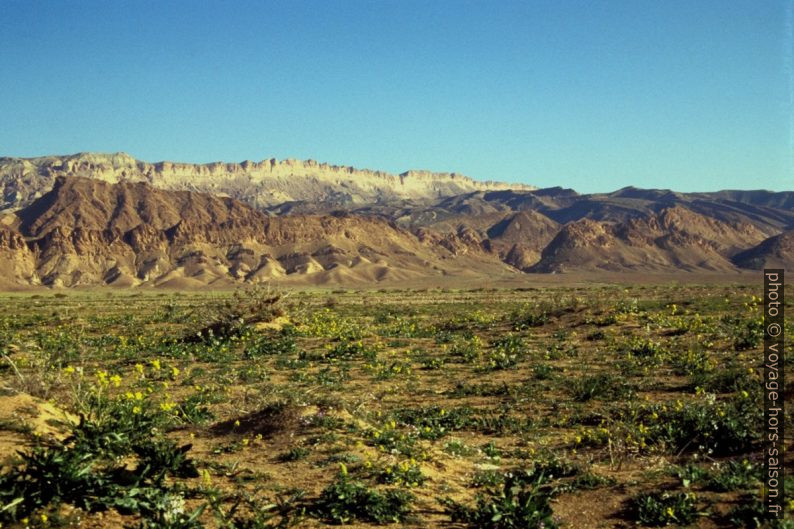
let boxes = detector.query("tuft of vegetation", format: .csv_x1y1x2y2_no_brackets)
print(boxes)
443,472,557,529
189,285,284,342
632,491,700,526
314,467,414,524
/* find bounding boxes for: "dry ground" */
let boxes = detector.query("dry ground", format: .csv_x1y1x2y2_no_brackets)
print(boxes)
0,283,790,528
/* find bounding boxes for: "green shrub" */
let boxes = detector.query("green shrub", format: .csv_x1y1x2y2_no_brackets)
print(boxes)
393,405,474,439
443,472,557,529
511,309,549,330
279,446,310,462
0,414,199,525
378,460,425,487
643,396,761,455
244,335,297,358
690,367,755,394
570,374,631,402
484,335,525,370
314,470,414,524
533,364,554,380
625,337,664,357
633,491,699,526
732,318,764,351
727,495,794,528
704,459,761,492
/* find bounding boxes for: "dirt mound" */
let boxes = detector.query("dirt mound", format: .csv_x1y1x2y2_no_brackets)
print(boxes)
211,401,303,438
0,391,77,441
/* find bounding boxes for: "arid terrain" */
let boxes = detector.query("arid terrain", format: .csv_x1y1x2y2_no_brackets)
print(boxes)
0,285,791,528
1,0,788,526
0,153,791,528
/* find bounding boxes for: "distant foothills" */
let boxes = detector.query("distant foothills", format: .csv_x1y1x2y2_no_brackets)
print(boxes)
0,152,791,288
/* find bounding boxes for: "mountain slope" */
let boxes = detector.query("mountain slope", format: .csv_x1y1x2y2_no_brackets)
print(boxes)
530,206,767,273
0,177,515,287
732,231,794,270
1,152,792,284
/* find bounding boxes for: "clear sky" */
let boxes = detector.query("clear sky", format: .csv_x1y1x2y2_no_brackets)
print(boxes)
0,0,791,193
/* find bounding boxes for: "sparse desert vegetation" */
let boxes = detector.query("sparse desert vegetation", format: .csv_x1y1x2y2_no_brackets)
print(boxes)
0,284,791,528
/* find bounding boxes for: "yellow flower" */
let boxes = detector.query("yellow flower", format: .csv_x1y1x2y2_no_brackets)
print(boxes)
234,419,241,427
150,359,161,370
135,363,144,374
63,366,75,375
110,374,122,387
339,463,348,476
40,514,47,523
135,391,143,400
171,366,180,378
132,406,142,414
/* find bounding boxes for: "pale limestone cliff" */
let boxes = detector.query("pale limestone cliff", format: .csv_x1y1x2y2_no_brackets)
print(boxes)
0,152,536,213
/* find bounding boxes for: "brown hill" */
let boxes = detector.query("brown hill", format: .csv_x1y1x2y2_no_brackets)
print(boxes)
530,206,767,273
732,230,794,270
0,173,789,287
0,177,515,287
404,188,794,237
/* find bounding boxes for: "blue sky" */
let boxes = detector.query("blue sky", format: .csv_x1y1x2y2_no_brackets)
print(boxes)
0,0,791,192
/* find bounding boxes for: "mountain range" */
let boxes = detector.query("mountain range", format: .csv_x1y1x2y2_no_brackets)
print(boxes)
0,153,790,288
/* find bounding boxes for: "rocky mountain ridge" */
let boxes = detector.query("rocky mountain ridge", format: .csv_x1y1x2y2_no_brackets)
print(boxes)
0,152,536,213
0,151,792,286
0,175,789,288
0,177,508,288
